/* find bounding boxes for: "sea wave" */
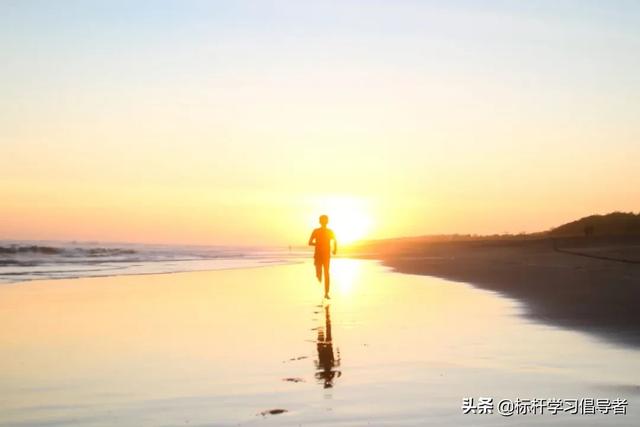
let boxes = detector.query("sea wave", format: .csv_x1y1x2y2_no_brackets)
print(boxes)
0,245,137,257
0,241,306,284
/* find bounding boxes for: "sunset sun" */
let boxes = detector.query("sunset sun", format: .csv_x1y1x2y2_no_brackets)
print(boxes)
308,196,373,244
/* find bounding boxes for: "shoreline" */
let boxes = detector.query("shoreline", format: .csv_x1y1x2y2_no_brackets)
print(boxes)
0,258,302,286
359,236,640,349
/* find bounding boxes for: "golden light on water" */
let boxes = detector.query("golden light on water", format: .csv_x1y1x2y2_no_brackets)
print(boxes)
331,258,363,295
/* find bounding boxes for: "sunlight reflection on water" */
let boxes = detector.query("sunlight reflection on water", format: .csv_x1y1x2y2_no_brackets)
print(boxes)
0,260,638,426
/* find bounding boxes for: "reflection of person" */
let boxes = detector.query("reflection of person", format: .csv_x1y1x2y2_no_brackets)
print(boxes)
315,305,341,388
308,215,337,299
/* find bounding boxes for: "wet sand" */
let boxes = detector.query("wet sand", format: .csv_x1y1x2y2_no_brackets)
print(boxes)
364,237,640,348
1,260,639,426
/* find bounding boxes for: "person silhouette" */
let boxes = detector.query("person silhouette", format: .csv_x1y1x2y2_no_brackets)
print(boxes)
308,215,337,299
314,304,341,388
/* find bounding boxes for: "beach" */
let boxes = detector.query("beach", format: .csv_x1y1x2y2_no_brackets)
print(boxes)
1,259,639,426
363,236,640,348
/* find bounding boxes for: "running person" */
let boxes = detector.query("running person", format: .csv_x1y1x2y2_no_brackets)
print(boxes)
308,215,337,299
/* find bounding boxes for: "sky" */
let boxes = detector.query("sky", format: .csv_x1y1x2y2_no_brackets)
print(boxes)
1,0,639,245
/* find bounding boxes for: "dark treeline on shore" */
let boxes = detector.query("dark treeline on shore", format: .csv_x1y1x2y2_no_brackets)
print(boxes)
346,212,640,255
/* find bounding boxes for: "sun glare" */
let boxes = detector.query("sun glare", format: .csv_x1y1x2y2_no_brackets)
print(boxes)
307,196,373,244
331,258,363,295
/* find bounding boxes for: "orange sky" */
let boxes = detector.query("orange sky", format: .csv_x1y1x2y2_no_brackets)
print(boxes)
1,2,639,245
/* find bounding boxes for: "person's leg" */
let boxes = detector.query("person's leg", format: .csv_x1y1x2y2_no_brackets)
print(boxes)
323,260,330,297
313,257,322,282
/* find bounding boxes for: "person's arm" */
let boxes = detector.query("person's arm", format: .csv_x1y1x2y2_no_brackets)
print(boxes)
332,234,338,255
308,230,316,246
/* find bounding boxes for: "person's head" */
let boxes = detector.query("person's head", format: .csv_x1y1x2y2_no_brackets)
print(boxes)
319,215,329,227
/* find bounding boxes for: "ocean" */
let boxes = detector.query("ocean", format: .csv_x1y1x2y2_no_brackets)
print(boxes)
0,240,304,284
